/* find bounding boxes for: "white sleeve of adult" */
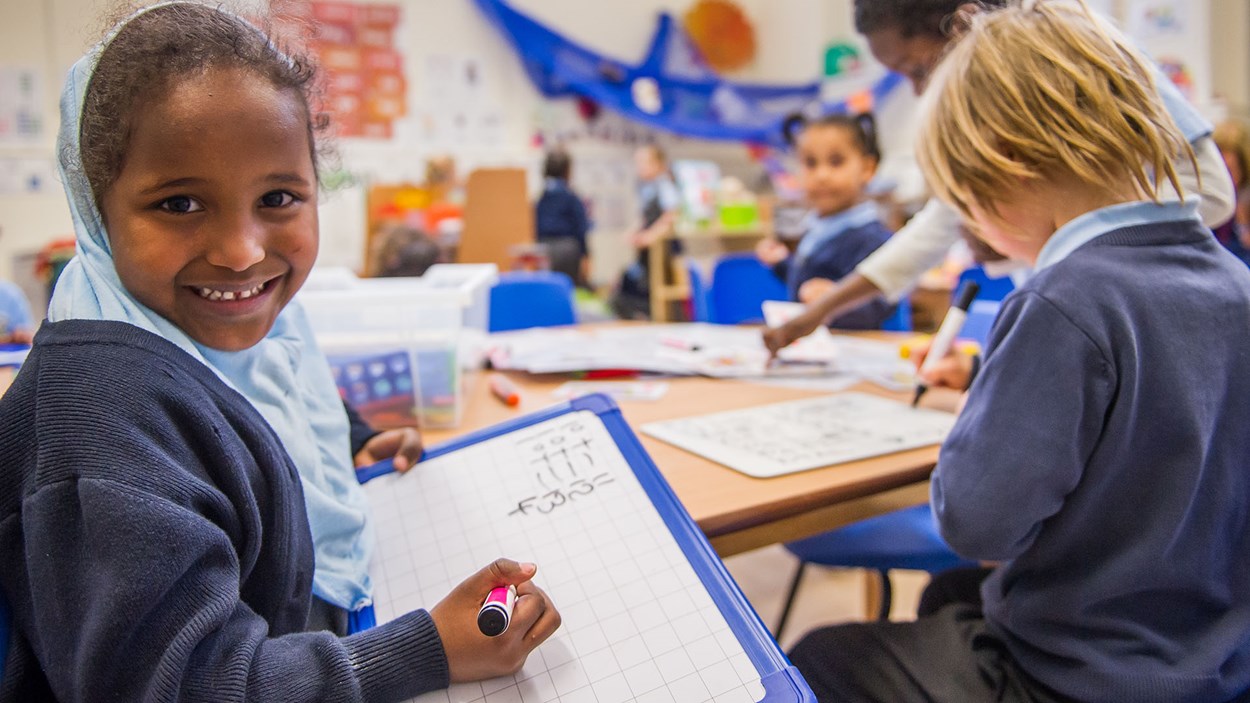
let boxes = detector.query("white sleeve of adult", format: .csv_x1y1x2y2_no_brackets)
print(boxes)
1173,136,1236,227
854,197,962,301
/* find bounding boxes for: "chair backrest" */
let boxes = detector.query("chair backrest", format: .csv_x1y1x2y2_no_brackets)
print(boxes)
488,271,576,332
708,253,788,325
954,265,1014,347
686,262,711,323
880,296,913,332
957,265,1016,303
959,299,1002,347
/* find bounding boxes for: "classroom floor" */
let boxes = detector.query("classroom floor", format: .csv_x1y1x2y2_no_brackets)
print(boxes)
723,545,930,651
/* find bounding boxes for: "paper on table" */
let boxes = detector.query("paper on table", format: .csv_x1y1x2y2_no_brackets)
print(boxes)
489,324,838,378
641,391,956,478
551,380,671,402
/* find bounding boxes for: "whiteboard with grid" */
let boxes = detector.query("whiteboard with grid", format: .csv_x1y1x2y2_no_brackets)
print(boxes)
365,409,770,703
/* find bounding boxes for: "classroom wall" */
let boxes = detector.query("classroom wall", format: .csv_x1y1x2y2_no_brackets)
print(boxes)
0,0,843,290
1211,0,1250,119
1,0,1244,297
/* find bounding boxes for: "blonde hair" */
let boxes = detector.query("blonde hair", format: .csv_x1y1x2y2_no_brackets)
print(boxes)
1213,119,1250,190
916,0,1192,220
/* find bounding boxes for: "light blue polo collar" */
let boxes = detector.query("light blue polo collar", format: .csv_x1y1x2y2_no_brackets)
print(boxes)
1034,199,1200,272
796,201,880,262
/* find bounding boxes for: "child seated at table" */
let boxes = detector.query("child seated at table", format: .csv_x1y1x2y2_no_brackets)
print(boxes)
788,1,1250,701
755,114,896,329
0,281,35,344
0,3,558,699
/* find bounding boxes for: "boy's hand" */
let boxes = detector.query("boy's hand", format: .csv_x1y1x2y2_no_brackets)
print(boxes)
353,428,423,472
910,339,976,390
754,238,789,266
797,278,835,304
432,558,561,683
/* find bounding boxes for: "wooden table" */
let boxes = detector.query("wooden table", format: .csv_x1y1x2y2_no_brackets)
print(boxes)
428,352,954,557
0,339,947,560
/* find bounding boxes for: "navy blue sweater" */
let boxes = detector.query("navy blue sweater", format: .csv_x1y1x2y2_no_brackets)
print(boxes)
933,220,1250,702
772,220,896,330
535,180,590,257
0,321,448,702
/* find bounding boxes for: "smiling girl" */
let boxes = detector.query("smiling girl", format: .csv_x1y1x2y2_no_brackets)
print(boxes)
0,3,557,700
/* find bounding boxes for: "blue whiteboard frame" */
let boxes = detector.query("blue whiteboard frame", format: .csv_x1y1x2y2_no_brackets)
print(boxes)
359,393,814,703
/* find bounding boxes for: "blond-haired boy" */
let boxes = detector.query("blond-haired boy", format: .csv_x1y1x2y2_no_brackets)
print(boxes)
789,2,1250,701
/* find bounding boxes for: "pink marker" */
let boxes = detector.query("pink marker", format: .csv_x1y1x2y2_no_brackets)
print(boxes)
477,585,517,637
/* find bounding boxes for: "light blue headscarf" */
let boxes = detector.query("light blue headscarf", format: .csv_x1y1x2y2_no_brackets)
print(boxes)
48,3,374,612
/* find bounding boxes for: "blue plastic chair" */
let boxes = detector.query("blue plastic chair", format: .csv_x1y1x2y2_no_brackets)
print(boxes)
708,253,788,324
957,265,1016,303
488,271,576,332
778,505,979,634
880,296,913,332
960,299,1002,348
954,264,1014,347
686,262,711,323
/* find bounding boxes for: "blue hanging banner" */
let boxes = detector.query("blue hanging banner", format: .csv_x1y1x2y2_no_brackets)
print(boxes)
475,0,889,147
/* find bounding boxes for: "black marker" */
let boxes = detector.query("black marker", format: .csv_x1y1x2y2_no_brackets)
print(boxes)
912,280,980,407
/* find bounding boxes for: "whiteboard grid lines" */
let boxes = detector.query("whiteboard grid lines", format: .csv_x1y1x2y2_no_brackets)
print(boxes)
363,411,767,703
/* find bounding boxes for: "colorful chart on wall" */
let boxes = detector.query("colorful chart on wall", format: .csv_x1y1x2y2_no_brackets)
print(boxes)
272,0,407,139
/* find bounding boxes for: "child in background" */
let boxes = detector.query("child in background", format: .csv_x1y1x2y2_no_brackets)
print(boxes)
369,223,441,278
1213,118,1250,263
763,0,1236,356
0,4,558,700
789,2,1250,701
611,145,682,319
755,114,896,329
0,281,35,344
535,147,591,288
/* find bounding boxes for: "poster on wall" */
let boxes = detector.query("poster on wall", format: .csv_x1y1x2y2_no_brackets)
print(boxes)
0,157,55,195
0,66,43,147
1128,0,1189,40
419,53,498,148
1126,0,1210,105
273,0,407,139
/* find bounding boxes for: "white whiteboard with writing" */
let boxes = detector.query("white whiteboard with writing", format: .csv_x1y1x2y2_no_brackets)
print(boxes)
363,395,812,703
640,392,957,479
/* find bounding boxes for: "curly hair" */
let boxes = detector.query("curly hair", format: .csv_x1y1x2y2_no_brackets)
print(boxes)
853,0,1008,38
78,2,329,208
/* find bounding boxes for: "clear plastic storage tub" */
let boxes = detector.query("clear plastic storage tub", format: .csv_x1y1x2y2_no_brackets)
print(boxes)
298,263,497,429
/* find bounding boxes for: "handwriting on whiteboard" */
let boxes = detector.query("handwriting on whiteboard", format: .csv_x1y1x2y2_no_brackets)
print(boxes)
507,418,618,518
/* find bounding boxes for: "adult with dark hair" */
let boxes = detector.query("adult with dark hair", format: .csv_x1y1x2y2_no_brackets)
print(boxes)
535,147,591,288
763,0,1236,354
